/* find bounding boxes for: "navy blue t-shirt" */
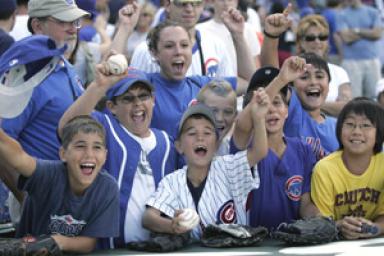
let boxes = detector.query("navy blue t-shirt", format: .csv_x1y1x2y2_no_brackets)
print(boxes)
17,159,119,239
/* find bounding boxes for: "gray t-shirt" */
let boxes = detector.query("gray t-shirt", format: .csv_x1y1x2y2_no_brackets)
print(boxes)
17,159,119,238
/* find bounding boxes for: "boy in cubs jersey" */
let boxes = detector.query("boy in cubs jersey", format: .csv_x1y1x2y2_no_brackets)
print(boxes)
142,89,269,239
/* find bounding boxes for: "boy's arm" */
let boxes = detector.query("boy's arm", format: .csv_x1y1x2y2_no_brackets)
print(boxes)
0,128,36,178
260,4,292,68
299,192,320,218
222,7,255,92
52,235,96,253
142,207,190,235
246,89,269,167
58,64,126,137
266,56,310,102
110,3,140,55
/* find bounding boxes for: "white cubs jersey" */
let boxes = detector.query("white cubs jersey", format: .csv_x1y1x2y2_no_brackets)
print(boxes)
129,30,235,78
146,151,259,239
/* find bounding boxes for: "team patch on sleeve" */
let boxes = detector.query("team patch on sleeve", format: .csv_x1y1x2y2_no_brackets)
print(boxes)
216,200,237,224
285,175,303,201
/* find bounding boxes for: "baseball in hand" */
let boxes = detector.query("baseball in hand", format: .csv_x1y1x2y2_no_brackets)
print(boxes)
178,208,200,230
107,54,128,75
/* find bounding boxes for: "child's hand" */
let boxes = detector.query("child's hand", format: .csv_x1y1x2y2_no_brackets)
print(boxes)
278,56,311,85
222,7,244,36
117,3,140,29
264,3,292,38
357,217,380,238
171,210,192,234
250,88,270,119
94,62,127,89
337,216,365,240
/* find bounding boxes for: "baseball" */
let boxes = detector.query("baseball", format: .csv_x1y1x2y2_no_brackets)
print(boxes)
107,54,128,75
178,208,200,230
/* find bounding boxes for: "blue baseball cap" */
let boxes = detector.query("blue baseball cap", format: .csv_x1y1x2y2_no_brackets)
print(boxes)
106,68,154,100
1,0,16,13
0,35,65,118
76,0,98,20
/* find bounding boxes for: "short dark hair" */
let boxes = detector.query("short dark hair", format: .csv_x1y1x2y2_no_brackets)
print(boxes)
300,52,331,83
61,116,106,149
336,98,384,154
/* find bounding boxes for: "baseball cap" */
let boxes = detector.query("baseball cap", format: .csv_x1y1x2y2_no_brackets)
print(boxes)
76,0,98,20
178,103,217,138
1,0,16,13
106,68,154,100
244,66,287,108
28,0,89,22
0,35,65,118
171,0,203,4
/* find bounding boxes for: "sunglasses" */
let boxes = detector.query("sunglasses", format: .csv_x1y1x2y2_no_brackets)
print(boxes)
173,1,203,8
118,93,152,104
303,34,329,42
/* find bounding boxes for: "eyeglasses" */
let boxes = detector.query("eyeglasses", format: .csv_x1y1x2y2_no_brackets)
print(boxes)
46,17,82,29
342,122,374,131
172,1,203,8
303,34,329,42
118,93,152,104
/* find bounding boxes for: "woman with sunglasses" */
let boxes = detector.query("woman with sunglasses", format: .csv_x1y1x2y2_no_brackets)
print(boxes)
296,14,352,116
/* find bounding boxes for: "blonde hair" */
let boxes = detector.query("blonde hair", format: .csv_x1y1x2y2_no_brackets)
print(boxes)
197,79,237,108
296,14,329,55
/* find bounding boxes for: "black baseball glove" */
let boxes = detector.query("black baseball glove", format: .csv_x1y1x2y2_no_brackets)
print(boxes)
0,235,61,256
126,232,191,252
201,224,268,248
272,216,339,245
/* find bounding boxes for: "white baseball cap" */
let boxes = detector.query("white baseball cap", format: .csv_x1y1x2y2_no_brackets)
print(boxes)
28,0,89,22
0,35,66,118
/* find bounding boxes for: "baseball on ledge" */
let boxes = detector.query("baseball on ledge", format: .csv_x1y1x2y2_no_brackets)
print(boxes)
107,54,128,75
178,208,200,230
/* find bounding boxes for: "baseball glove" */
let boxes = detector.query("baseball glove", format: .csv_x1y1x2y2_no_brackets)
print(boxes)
201,224,268,248
0,235,61,256
126,232,191,252
272,216,339,245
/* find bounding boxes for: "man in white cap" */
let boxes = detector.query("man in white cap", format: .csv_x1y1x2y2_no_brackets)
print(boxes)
27,0,89,58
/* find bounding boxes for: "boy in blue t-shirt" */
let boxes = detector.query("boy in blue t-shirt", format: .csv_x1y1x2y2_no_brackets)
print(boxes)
0,116,119,254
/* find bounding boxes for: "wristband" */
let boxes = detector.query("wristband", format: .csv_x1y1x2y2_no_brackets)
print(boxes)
263,30,280,39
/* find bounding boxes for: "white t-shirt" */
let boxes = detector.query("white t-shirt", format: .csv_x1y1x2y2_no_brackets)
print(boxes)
126,30,148,59
196,19,261,75
9,15,31,41
326,63,350,102
130,29,235,77
124,130,157,242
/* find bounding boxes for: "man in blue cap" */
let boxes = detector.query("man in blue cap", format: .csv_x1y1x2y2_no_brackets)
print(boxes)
0,0,17,56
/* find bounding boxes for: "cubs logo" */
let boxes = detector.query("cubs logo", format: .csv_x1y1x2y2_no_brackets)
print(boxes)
216,200,236,224
285,175,303,201
204,58,219,78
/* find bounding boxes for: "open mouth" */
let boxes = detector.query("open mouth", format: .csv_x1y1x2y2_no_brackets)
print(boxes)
194,145,208,157
349,139,364,144
306,89,321,98
132,110,145,123
80,163,95,176
266,117,279,126
172,60,184,73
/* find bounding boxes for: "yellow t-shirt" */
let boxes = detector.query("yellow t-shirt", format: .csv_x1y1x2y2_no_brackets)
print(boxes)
311,151,384,220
